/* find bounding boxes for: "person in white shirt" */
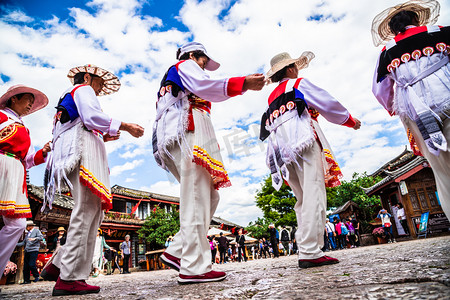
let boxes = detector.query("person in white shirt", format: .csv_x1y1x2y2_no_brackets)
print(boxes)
260,52,361,268
396,203,409,235
325,219,337,250
154,42,264,283
43,64,144,296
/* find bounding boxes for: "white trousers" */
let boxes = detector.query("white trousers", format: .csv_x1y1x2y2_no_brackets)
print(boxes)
162,133,220,275
286,141,327,260
0,216,26,274
403,117,450,218
52,168,104,280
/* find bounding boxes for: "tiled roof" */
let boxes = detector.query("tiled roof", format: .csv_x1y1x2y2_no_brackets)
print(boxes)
363,156,428,194
211,216,243,228
28,184,74,209
330,200,359,215
369,146,414,178
111,185,179,203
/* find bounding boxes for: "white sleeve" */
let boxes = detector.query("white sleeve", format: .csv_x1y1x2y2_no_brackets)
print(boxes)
177,60,234,102
73,85,121,136
298,78,350,125
372,54,395,114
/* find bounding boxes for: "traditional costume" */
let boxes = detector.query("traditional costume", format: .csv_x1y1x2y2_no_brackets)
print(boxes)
260,52,357,267
371,0,450,218
153,42,247,281
44,64,121,290
0,84,48,276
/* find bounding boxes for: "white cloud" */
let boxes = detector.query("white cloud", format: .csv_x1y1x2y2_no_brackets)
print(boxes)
110,159,144,177
1,10,34,23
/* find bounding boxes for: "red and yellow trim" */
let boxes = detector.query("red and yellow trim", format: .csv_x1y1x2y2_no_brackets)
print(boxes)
192,146,231,190
0,201,32,218
79,165,113,211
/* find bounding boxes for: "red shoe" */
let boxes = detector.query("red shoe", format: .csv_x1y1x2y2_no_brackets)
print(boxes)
298,255,339,268
41,263,60,281
52,277,100,296
178,270,226,284
159,252,180,271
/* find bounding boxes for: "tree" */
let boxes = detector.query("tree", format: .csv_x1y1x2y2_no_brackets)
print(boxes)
254,176,297,227
246,217,273,240
326,172,382,233
138,205,180,250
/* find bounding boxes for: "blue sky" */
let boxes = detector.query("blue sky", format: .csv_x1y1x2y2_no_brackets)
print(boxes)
1,0,449,226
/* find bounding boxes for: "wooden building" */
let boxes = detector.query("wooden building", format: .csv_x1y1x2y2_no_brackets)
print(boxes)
364,148,450,238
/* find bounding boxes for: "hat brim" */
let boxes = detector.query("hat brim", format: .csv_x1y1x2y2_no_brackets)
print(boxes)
371,0,440,47
67,65,121,96
266,51,315,84
0,86,48,116
205,57,220,71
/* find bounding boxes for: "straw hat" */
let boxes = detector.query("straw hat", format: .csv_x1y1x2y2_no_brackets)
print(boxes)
57,227,66,232
0,85,48,116
67,64,121,96
371,0,440,46
266,51,315,84
177,42,220,71
26,220,36,226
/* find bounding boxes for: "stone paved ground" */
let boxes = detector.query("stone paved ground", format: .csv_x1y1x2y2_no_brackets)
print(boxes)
1,235,449,299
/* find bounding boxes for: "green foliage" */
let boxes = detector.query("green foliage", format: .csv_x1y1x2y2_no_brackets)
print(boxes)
137,205,180,250
254,176,297,227
326,172,383,233
246,217,273,240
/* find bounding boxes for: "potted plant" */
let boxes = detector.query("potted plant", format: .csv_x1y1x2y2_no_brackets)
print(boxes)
1,261,17,285
372,227,387,244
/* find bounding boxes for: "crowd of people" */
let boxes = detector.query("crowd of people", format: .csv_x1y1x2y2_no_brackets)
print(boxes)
0,0,449,295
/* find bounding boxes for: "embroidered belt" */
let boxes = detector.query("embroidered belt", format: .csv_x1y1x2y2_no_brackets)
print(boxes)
0,149,22,162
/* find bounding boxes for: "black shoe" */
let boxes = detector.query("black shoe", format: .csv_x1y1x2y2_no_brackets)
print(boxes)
21,281,31,284
33,277,40,282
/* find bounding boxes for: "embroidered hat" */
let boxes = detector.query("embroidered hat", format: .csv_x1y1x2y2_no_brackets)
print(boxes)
266,51,315,84
177,42,220,71
0,85,49,116
67,64,121,96
371,0,440,47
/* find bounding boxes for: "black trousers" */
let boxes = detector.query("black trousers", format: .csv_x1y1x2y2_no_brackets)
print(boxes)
237,246,247,262
123,254,131,273
270,238,279,257
23,251,39,282
219,248,226,263
400,220,409,235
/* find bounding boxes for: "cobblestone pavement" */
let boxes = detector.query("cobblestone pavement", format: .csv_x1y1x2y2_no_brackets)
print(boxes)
1,236,449,299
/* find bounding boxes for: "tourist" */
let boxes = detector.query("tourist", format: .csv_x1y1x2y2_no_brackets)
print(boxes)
0,84,49,281
280,226,290,255
165,236,173,248
92,229,111,277
378,209,395,243
268,224,279,258
349,216,361,247
334,219,344,250
154,41,264,283
121,235,132,274
104,247,117,275
17,221,45,283
42,64,144,296
396,203,409,235
325,219,336,250
51,227,67,252
372,0,450,218
209,236,218,264
236,228,247,262
345,219,357,248
260,51,361,268
217,232,228,264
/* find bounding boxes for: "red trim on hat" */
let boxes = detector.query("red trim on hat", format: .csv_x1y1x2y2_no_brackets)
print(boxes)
227,76,245,97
